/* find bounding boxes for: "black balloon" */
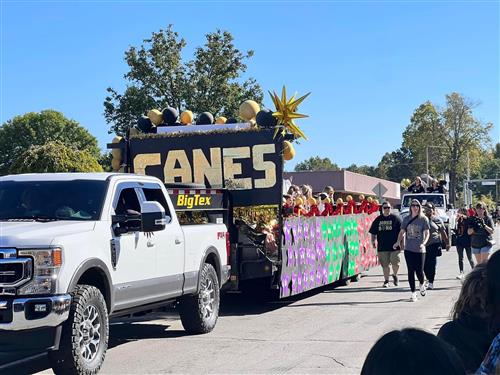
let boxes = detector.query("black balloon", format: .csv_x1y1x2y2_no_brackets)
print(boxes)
256,109,277,128
226,117,238,124
162,107,178,125
137,115,153,132
196,112,214,125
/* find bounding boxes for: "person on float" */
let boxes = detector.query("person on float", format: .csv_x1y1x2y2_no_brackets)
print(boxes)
307,197,320,217
345,195,356,214
282,194,294,218
293,196,309,217
333,198,344,215
321,196,333,216
407,176,427,193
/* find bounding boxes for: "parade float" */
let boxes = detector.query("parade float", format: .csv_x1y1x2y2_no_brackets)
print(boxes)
108,87,378,298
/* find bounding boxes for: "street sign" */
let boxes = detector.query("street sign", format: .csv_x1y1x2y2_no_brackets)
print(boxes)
481,181,496,186
372,182,388,198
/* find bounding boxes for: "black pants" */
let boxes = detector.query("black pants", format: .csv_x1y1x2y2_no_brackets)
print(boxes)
404,251,425,292
457,245,474,272
424,243,440,283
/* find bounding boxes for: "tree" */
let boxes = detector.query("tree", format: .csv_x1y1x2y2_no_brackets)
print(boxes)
104,25,263,135
0,110,101,176
401,93,492,204
9,142,102,174
345,164,379,177
294,156,340,171
376,147,421,182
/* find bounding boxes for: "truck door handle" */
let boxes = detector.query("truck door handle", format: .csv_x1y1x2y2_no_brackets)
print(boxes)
175,238,182,245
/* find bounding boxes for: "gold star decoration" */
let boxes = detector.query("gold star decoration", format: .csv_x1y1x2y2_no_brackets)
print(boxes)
269,86,310,140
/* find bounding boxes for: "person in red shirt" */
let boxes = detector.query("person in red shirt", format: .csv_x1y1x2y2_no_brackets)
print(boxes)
467,204,476,217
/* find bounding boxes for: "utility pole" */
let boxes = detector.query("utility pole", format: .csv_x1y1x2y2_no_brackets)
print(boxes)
426,146,429,186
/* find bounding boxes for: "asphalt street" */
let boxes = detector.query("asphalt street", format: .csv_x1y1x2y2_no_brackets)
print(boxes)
5,226,500,375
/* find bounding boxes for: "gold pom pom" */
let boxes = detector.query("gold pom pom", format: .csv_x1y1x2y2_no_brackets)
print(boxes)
283,140,295,161
147,109,163,125
295,197,304,206
239,100,260,121
180,110,194,125
215,116,227,124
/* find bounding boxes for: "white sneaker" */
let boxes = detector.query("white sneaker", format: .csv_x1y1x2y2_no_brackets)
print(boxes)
456,273,464,280
419,283,427,296
427,283,434,290
411,292,418,302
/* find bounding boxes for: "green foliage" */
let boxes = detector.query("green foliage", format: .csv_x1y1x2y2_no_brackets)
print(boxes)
104,25,263,136
376,147,421,182
294,156,340,172
98,152,113,172
9,141,103,174
0,110,101,176
345,164,379,177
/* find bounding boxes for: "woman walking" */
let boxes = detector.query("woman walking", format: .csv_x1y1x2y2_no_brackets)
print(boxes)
468,202,495,264
395,199,430,302
455,208,474,280
423,203,448,290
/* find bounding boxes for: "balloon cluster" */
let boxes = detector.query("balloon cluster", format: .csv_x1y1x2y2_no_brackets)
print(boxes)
400,178,412,189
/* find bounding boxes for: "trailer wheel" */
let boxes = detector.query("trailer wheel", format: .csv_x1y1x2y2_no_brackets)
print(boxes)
178,263,220,334
49,285,108,375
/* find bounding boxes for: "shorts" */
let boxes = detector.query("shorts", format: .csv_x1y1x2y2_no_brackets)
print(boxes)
471,246,492,255
378,251,401,268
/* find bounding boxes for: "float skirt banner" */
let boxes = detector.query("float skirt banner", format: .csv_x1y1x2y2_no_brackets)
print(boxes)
129,129,283,207
280,213,378,298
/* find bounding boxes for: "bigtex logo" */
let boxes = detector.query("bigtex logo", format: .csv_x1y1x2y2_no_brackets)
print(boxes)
177,194,212,209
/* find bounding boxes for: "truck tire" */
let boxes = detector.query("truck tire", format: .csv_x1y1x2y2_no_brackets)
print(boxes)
178,263,220,334
49,285,109,375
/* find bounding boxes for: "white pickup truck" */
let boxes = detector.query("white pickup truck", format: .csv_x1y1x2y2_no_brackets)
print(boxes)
0,173,230,373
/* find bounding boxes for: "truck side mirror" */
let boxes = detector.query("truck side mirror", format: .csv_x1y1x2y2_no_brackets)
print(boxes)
112,212,142,235
141,201,168,232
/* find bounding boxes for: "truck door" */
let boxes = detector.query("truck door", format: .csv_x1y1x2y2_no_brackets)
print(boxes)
138,183,185,299
110,182,161,310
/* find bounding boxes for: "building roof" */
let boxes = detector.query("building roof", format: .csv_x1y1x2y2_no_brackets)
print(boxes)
284,170,401,200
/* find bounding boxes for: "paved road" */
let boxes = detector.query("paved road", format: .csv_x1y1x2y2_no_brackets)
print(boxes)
5,227,500,375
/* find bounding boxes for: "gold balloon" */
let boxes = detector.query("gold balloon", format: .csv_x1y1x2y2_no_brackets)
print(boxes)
180,110,194,125
283,140,295,161
215,116,227,124
111,158,121,171
239,100,260,121
111,136,122,160
147,109,163,126
129,127,140,137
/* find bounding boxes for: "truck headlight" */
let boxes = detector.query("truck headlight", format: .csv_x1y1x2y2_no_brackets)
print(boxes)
17,247,63,295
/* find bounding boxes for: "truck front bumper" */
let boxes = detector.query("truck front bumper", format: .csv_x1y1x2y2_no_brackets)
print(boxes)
0,294,71,331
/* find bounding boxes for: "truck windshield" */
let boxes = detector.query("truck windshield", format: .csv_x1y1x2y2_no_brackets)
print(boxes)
0,180,107,221
402,194,445,208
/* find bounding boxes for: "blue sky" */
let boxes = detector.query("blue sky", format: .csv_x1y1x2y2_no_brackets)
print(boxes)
1,0,499,170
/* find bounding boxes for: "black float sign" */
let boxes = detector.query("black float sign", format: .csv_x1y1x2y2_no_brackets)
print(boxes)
129,129,283,207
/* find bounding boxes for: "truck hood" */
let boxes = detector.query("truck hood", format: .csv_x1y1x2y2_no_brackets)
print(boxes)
0,221,96,248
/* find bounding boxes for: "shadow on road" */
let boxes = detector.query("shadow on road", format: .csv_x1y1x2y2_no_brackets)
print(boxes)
285,298,410,308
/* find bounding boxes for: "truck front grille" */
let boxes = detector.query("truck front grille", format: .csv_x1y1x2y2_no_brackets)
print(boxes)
0,249,33,289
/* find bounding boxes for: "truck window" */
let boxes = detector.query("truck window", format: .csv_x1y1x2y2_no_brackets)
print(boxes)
142,187,171,217
115,188,141,215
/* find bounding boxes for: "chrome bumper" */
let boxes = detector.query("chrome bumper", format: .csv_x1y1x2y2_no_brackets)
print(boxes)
0,295,71,331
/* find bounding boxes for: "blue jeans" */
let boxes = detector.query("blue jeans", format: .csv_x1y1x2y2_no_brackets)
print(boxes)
471,246,492,255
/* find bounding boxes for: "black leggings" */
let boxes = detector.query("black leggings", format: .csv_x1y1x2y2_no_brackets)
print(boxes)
404,251,425,292
424,243,440,283
457,245,474,272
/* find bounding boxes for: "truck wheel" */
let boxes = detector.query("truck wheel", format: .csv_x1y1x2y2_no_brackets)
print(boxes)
178,263,220,334
49,285,109,375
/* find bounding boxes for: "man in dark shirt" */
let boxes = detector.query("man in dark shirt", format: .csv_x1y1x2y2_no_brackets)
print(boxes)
369,202,402,287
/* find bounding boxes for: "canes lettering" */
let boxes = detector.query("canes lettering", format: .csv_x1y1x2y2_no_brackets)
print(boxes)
133,144,277,190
